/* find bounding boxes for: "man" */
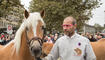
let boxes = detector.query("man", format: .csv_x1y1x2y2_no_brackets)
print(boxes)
42,16,96,60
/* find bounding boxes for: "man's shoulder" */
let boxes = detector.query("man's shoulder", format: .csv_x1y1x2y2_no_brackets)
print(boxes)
57,35,65,40
76,33,89,41
54,36,66,45
56,35,66,42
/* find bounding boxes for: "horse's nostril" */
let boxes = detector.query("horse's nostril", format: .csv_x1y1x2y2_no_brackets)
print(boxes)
33,49,41,55
33,47,41,52
34,49,39,53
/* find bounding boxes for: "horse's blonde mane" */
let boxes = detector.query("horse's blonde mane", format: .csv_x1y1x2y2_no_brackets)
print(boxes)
9,12,45,54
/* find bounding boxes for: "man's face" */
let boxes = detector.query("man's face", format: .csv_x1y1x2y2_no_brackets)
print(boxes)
62,17,76,36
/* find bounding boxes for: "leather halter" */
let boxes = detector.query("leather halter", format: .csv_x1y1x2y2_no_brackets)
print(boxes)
25,27,43,60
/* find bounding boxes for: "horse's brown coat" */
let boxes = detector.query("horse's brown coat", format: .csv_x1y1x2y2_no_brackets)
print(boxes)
41,42,53,57
91,38,105,60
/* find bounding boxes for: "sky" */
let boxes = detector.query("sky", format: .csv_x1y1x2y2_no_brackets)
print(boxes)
20,0,32,10
21,0,105,27
89,0,105,27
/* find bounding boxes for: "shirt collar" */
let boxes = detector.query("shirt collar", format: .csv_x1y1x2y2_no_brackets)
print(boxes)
65,32,77,39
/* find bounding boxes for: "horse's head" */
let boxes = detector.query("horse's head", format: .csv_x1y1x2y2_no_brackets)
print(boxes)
24,10,45,40
24,10,45,57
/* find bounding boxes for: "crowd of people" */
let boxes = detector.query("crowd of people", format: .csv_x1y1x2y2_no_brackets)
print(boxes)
0,31,105,45
80,32,105,42
0,33,15,45
43,33,63,44
42,32,105,45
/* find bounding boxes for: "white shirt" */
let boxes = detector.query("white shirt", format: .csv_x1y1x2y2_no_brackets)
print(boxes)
43,33,96,60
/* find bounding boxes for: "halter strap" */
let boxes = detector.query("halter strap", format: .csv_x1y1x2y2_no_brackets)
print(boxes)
25,27,43,60
25,27,43,47
29,37,43,46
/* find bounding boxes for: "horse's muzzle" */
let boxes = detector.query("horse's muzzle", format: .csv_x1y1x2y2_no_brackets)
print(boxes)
28,37,43,57
31,46,42,58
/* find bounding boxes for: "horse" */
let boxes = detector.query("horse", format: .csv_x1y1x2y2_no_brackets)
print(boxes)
91,38,105,60
40,42,61,60
41,42,53,58
0,10,45,60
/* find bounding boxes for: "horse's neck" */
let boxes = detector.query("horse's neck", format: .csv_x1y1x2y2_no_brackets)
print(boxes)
19,30,34,60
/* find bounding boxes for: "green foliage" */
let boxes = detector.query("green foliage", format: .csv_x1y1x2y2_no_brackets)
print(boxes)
0,0,24,23
29,0,101,32
94,23,104,32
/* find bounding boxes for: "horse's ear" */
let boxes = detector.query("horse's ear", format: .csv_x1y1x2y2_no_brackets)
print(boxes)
24,10,29,19
40,10,45,18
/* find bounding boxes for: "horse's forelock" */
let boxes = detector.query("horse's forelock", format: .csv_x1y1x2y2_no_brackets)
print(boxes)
28,12,45,36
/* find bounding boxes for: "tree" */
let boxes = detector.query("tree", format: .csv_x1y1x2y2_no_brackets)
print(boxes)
0,0,24,24
29,0,101,32
94,23,104,32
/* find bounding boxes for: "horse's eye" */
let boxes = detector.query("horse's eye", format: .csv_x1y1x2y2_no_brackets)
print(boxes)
41,26,46,35
26,27,29,31
41,26,45,30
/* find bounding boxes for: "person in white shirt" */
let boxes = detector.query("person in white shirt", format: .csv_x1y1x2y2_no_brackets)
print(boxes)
41,16,96,60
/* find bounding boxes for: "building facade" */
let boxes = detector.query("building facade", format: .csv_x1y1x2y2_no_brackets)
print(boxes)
82,24,96,34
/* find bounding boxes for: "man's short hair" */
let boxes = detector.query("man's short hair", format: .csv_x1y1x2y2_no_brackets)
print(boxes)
68,16,77,25
72,19,76,25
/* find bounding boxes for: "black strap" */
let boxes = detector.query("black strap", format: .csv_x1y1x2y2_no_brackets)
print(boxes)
36,57,42,60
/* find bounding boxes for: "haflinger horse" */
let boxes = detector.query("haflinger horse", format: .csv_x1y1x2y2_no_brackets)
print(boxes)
91,38,105,60
0,10,45,60
40,42,61,60
41,42,53,58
